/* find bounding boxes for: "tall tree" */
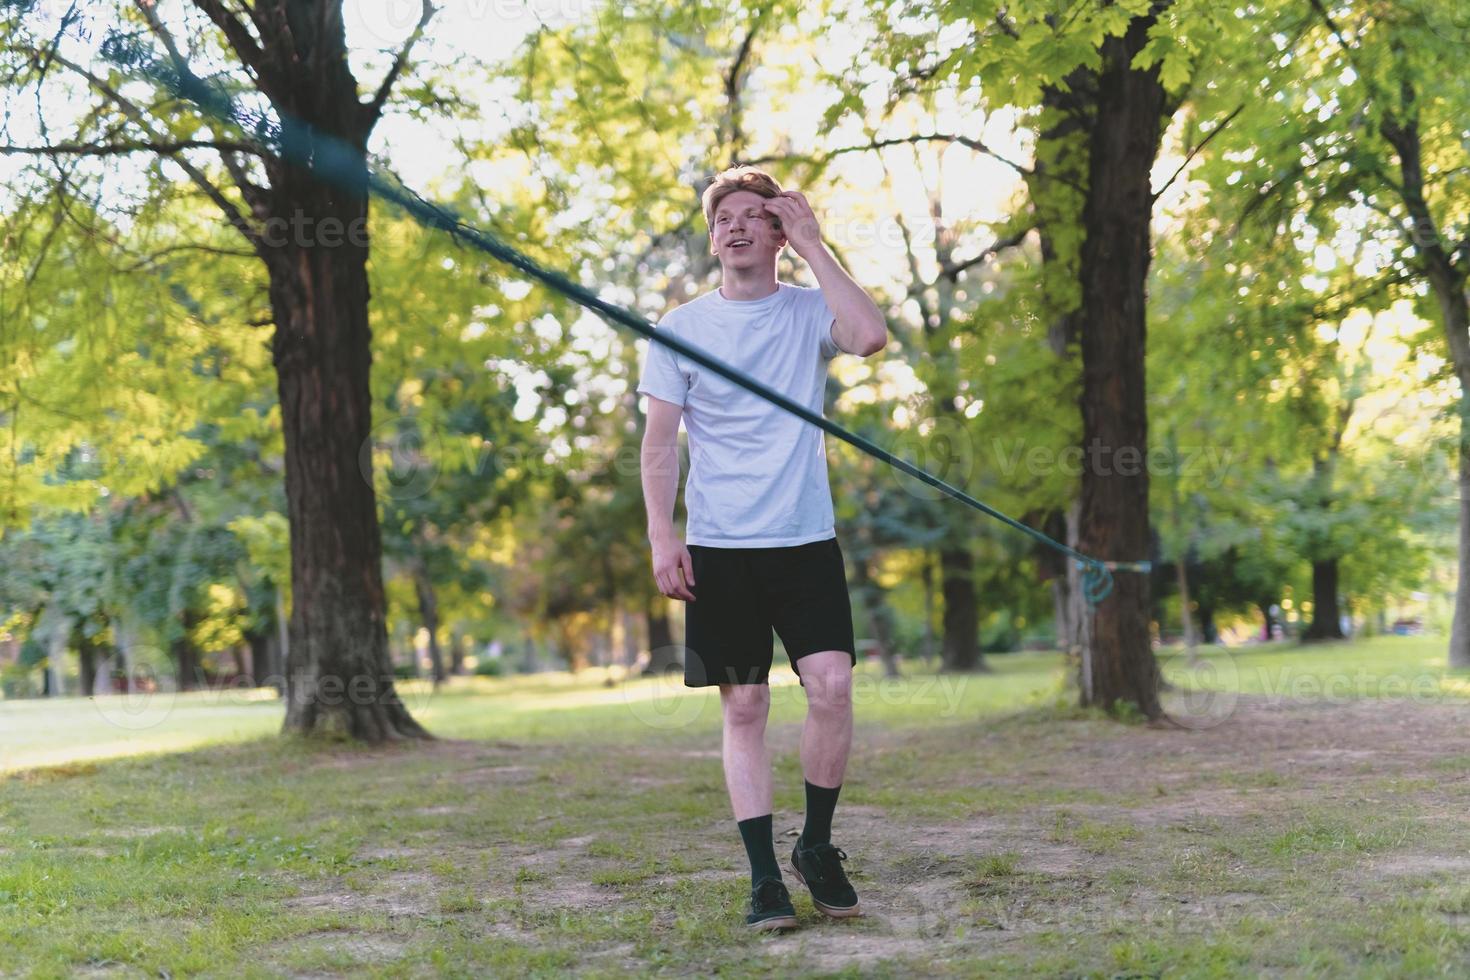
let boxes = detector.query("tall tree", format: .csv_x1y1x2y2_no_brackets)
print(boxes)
853,0,1185,715
1196,0,1470,664
2,0,439,737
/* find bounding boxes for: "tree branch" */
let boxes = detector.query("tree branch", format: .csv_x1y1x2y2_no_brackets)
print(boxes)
187,0,271,85
0,139,264,157
719,8,765,163
940,225,1034,282
128,0,277,219
1152,103,1245,203
361,0,437,131
745,132,1057,187
117,242,257,273
36,49,263,252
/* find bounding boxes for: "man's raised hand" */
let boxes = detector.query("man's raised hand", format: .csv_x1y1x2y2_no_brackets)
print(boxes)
763,191,823,259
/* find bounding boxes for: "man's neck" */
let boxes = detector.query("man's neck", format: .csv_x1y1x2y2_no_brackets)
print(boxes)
718,266,779,302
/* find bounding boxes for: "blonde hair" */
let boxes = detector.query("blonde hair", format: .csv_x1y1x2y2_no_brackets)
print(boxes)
701,166,783,230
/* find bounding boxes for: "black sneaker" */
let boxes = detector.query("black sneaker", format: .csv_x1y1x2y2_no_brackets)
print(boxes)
745,876,798,931
790,838,862,917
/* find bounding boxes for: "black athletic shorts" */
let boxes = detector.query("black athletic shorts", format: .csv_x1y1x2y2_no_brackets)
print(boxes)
683,535,857,688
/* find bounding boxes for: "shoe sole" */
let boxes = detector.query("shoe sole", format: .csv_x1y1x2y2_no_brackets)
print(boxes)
747,914,798,931
789,860,863,918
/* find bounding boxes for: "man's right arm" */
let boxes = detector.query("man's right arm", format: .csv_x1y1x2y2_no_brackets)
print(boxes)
641,395,696,602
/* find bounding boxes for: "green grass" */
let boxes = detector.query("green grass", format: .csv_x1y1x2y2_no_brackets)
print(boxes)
1159,633,1469,701
0,634,1467,977
0,689,283,774
0,648,1067,773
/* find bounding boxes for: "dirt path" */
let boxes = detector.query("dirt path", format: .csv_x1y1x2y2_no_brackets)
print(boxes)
244,694,1470,976
784,695,1470,973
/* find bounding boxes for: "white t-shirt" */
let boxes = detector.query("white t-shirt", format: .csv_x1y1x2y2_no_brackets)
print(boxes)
636,281,842,548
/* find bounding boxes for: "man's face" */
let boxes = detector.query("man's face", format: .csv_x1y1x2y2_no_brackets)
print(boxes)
709,189,785,271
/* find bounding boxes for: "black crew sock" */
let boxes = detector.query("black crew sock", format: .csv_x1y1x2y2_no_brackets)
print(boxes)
802,781,841,847
737,814,781,886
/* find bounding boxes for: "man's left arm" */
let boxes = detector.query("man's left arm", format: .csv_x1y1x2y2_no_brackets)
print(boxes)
764,191,888,357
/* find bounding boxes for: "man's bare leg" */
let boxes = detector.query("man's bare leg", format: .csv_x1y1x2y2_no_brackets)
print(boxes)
720,682,797,928
788,651,862,915
719,683,773,821
798,651,854,792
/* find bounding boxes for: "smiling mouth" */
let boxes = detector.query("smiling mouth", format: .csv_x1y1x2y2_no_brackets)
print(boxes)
728,239,752,250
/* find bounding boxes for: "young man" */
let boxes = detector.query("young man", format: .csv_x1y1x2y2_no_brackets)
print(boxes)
636,166,887,931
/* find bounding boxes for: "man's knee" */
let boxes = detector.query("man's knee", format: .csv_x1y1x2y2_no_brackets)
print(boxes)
720,684,771,728
802,654,853,712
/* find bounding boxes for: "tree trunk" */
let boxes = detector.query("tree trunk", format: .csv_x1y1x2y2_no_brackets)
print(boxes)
73,625,98,696
264,18,427,740
643,598,680,673
115,614,140,693
1073,13,1168,718
921,550,937,666
1302,559,1345,641
1377,76,1470,667
1040,507,1083,654
267,586,288,694
929,403,984,671
1032,74,1090,664
247,629,269,687
46,624,64,696
231,645,250,684
449,630,467,675
940,544,986,671
852,553,901,678
412,560,447,686
1198,605,1217,645
173,638,198,692
1455,431,1470,667
1175,558,1198,654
